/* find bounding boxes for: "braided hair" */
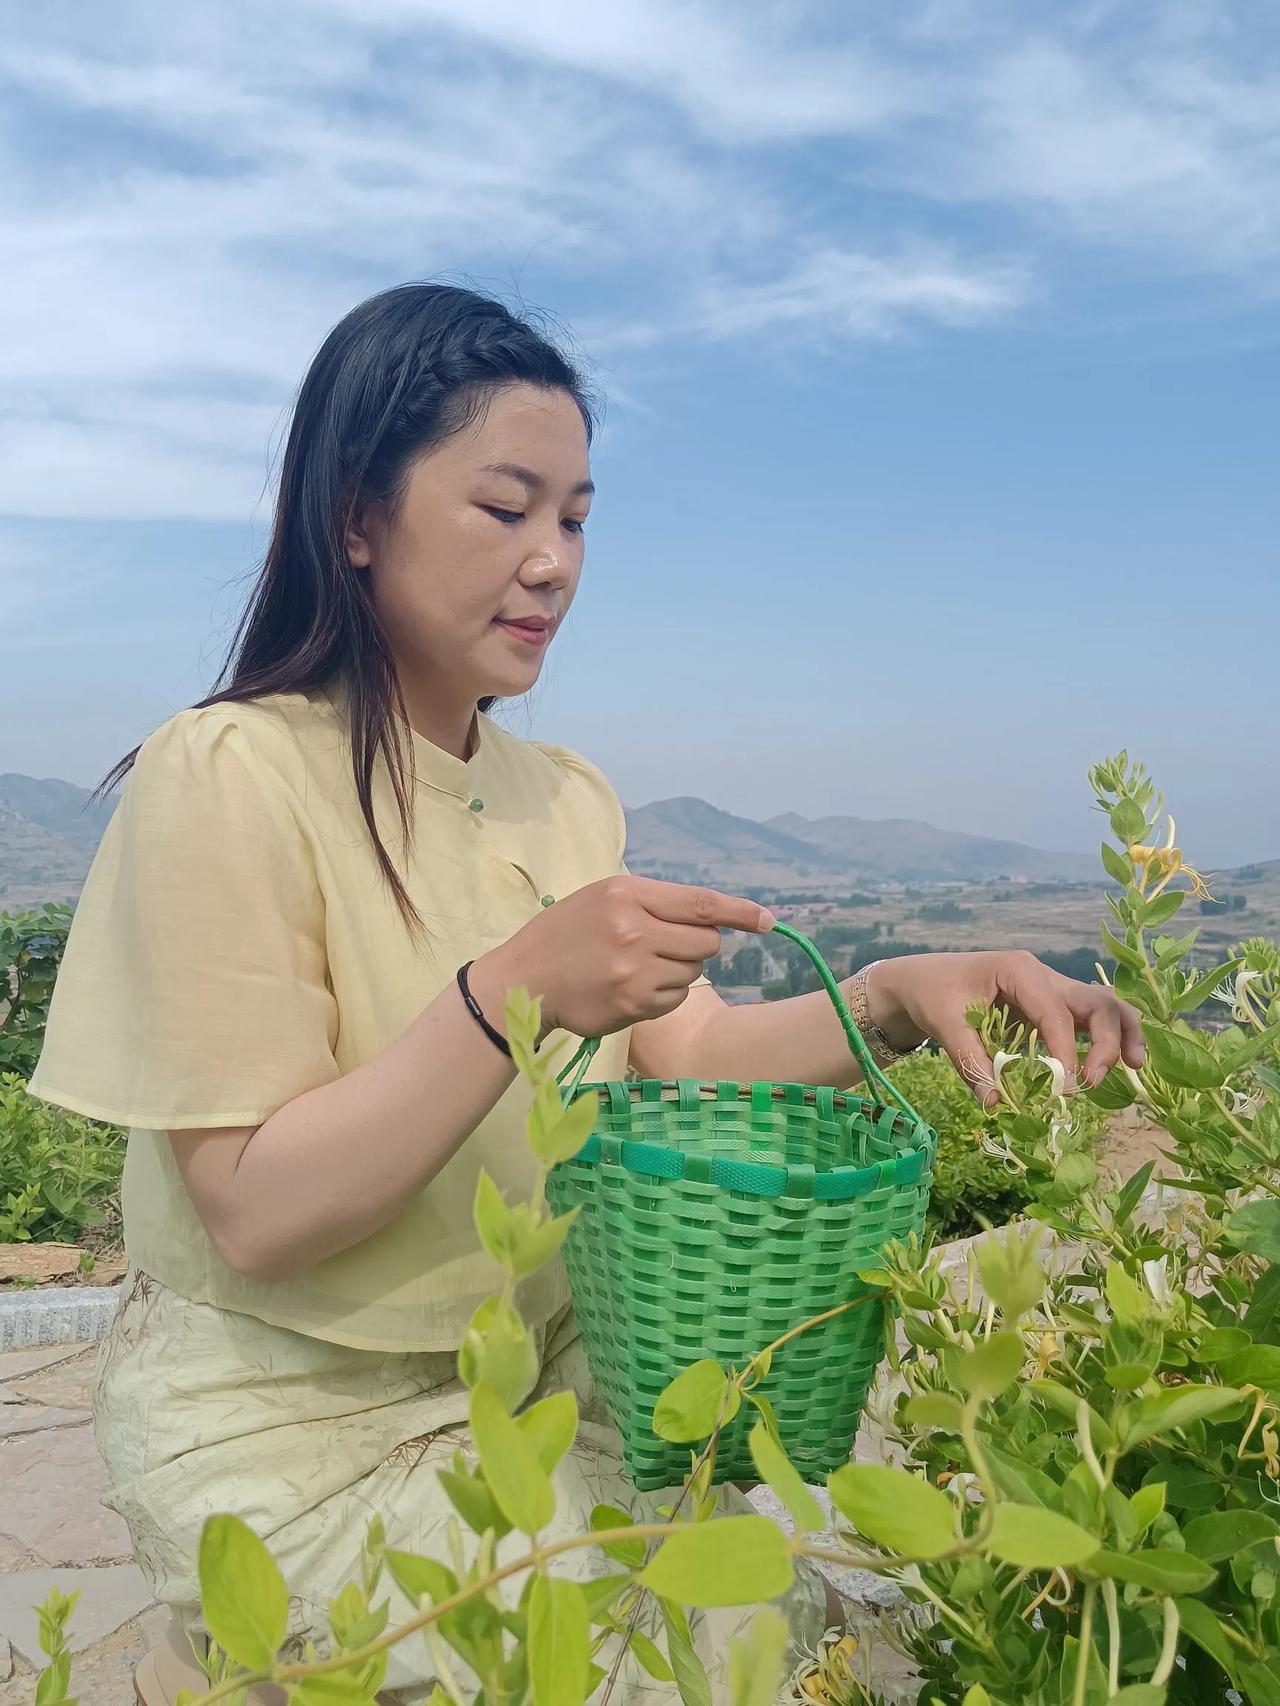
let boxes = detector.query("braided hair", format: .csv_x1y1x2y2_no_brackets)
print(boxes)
99,283,598,931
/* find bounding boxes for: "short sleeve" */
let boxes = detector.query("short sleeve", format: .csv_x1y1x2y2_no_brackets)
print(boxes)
29,708,340,1130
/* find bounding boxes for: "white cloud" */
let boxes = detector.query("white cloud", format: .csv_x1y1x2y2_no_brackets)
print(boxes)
0,1,1275,521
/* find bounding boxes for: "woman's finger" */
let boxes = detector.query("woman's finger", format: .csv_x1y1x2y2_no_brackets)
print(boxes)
1075,991,1123,1087
641,919,726,967
932,1018,999,1109
1004,966,1080,1091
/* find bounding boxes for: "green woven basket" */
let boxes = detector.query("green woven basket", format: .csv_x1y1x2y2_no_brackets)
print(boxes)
546,923,936,1491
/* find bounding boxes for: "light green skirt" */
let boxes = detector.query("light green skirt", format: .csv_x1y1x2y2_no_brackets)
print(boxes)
93,1269,831,1702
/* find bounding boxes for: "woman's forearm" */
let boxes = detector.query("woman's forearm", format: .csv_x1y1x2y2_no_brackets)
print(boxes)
174,974,519,1282
640,964,928,1089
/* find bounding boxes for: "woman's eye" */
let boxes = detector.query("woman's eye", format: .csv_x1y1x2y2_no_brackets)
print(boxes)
484,506,524,524
563,517,586,535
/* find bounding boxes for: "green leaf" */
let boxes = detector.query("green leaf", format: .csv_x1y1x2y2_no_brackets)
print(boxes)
1141,1024,1225,1090
1182,1510,1280,1563
1223,1346,1280,1394
974,1223,1046,1317
437,1462,510,1540
508,1205,579,1278
1029,1380,1116,1450
631,1631,675,1682
1052,1148,1097,1202
904,1392,965,1431
640,1517,793,1607
1128,1481,1166,1535
1108,1689,1166,1706
1239,1660,1280,1706
826,1464,955,1560
660,1601,713,1706
956,1331,1025,1401
986,1503,1098,1569
1106,1263,1150,1326
1141,891,1185,928
589,1503,646,1569
517,1390,578,1475
1101,920,1146,973
197,1514,288,1671
1101,842,1133,885
473,1167,512,1269
529,1575,589,1706
1191,1326,1250,1363
1085,1066,1138,1111
529,1083,598,1165
1173,959,1242,1014
1176,1597,1239,1686
1123,1383,1242,1444
962,1688,993,1706
1225,1199,1280,1263
1110,800,1147,846
727,1606,789,1706
1091,1548,1218,1594
457,1293,539,1411
383,1550,456,1606
653,1360,739,1444
579,1573,630,1622
748,1420,824,1533
469,1381,554,1534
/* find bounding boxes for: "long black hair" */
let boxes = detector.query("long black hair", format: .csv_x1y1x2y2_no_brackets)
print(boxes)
100,283,598,926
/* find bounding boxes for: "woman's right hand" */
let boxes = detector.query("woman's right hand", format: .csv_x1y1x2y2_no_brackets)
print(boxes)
469,875,775,1040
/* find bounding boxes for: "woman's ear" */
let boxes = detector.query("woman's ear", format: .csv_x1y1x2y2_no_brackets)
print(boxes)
344,501,375,570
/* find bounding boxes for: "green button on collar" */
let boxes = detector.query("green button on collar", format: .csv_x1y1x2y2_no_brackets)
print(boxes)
540,895,555,907
468,798,484,813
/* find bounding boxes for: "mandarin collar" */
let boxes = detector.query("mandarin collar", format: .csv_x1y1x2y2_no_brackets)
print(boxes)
320,680,488,803
408,712,487,801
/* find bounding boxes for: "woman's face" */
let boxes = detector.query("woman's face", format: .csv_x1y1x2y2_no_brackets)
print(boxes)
347,382,592,712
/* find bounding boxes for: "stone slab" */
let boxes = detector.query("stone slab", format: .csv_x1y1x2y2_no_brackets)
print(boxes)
8,1348,98,1410
0,1343,93,1384
0,1287,121,1351
0,1563,152,1664
0,1425,132,1565
0,1405,91,1440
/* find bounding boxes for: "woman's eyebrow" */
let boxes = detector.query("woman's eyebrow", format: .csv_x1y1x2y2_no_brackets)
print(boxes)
479,461,595,498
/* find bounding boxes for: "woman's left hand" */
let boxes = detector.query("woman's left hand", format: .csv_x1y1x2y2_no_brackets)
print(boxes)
866,951,1146,1108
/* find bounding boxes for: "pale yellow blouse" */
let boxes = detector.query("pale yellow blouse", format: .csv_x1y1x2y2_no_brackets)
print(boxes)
30,689,633,1351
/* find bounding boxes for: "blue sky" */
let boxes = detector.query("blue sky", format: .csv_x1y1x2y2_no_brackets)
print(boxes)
2,2,1278,867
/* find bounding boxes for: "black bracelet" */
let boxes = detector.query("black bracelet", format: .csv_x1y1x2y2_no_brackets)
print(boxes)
456,962,512,1059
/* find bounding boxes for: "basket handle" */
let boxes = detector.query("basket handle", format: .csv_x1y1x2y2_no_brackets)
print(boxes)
556,923,921,1121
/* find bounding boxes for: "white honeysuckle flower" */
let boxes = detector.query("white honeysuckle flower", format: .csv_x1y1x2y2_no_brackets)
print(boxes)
945,1472,981,1503
1217,967,1263,1024
1142,1257,1173,1308
1041,1055,1070,1100
992,1050,1018,1083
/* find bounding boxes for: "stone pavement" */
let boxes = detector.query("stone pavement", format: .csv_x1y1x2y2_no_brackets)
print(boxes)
0,1341,165,1705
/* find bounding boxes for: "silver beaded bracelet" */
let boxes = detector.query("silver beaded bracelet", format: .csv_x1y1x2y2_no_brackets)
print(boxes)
845,959,924,1067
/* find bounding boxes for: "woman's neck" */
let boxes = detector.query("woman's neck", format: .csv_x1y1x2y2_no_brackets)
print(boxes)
398,678,478,762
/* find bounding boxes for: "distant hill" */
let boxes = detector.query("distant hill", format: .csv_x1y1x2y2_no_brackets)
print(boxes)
766,811,1100,886
0,775,116,911
622,798,855,888
623,796,1101,889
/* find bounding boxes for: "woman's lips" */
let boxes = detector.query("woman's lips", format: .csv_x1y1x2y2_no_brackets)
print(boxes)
494,618,552,646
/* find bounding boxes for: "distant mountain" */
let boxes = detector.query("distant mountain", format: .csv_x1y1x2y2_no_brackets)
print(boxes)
766,811,1100,885
0,775,115,910
624,796,1100,889
624,798,853,889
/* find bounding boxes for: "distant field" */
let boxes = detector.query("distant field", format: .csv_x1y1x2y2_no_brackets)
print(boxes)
716,863,1280,988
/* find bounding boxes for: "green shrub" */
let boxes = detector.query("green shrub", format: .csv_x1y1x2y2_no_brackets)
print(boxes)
0,903,72,1078
0,1073,125,1244
890,1045,1107,1240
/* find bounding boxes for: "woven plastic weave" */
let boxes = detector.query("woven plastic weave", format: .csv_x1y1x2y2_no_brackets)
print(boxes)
546,923,936,1489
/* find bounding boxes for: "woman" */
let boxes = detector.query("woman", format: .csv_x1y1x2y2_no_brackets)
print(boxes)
32,283,1144,1704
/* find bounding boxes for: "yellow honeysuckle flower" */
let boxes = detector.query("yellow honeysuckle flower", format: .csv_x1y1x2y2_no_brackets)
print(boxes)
1127,815,1213,899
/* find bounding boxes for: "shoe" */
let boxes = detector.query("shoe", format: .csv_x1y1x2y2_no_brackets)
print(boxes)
132,1613,286,1705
